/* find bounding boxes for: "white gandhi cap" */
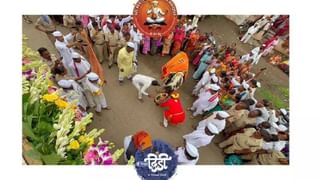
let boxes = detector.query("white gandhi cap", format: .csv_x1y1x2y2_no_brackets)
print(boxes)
58,80,72,88
127,42,135,48
217,111,230,119
87,72,99,81
207,122,219,134
185,142,199,158
52,31,63,37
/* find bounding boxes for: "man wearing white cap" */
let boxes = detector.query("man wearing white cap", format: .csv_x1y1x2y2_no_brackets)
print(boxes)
68,52,95,108
183,122,219,148
175,142,199,165
117,42,135,84
68,52,91,81
53,30,78,74
189,84,220,117
58,79,88,110
197,111,230,133
85,72,110,113
198,73,219,95
192,68,217,96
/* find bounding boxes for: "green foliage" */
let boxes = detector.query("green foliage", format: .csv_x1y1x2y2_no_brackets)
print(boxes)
41,153,62,165
278,86,289,98
256,88,288,109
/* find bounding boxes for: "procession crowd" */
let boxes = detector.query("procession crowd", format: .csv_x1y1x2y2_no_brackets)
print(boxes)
26,14,289,165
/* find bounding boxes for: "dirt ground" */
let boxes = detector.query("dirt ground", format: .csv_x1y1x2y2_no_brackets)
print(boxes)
22,15,289,164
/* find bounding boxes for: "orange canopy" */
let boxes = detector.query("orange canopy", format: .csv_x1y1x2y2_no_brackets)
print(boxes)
161,52,189,80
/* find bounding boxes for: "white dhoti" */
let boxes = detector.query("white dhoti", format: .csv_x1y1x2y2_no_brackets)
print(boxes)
83,90,95,108
146,17,165,23
93,93,108,112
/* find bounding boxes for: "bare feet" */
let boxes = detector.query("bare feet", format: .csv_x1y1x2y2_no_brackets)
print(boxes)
103,107,111,110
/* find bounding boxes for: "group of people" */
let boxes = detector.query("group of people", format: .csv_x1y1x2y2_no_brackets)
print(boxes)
180,25,290,164
31,14,289,165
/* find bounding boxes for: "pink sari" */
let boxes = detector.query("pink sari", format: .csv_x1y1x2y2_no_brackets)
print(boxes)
142,36,151,54
81,15,90,28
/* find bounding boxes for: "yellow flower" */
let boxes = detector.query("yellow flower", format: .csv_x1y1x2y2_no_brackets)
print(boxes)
42,94,59,102
55,99,68,109
80,126,86,132
78,135,86,143
48,80,54,87
69,140,80,150
87,138,94,146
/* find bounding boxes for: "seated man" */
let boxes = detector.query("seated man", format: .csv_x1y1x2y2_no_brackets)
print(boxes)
145,0,167,25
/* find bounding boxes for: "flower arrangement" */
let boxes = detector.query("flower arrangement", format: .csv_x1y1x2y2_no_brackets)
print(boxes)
83,138,124,165
22,35,121,165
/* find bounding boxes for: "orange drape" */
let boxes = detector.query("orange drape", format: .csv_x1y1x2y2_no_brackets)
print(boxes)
161,52,189,80
80,29,106,83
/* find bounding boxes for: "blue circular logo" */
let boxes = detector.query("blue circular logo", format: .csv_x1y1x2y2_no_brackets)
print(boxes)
135,140,178,180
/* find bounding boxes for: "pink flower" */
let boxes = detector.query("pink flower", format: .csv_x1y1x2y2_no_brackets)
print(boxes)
22,70,35,80
48,87,57,94
22,58,32,65
84,151,97,164
102,158,113,165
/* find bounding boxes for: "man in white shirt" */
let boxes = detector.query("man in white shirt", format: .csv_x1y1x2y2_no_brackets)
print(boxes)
119,16,132,29
132,74,160,102
68,52,91,82
240,46,263,65
183,122,219,148
192,68,217,96
189,84,220,117
184,19,194,32
53,31,78,75
240,23,259,43
130,26,143,62
175,142,199,165
197,111,230,133
68,52,95,108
